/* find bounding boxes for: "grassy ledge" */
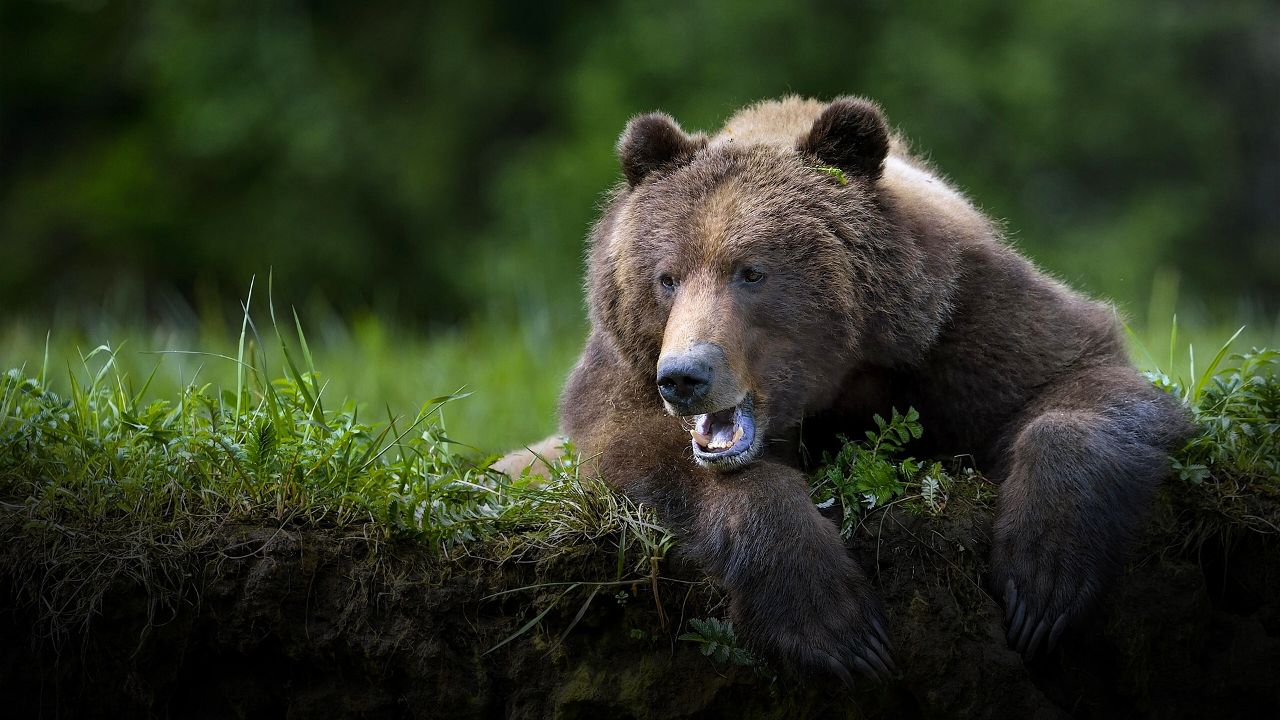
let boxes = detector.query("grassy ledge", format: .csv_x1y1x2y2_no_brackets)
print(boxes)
0,310,676,650
0,313,1276,667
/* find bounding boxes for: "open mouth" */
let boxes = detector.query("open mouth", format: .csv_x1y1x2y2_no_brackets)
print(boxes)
688,395,758,467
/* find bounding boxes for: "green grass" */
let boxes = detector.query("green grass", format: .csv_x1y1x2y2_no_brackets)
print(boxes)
0,313,665,545
0,310,584,455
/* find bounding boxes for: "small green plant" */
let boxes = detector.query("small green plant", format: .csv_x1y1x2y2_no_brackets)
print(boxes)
1133,318,1279,489
919,461,957,515
811,407,937,537
1149,347,1280,486
1130,319,1278,539
678,617,757,667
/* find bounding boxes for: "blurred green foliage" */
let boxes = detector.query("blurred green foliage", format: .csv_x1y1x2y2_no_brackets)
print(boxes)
2,0,1279,450
2,0,1278,326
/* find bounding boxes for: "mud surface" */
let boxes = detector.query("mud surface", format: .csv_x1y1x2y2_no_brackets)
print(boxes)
2,487,1277,719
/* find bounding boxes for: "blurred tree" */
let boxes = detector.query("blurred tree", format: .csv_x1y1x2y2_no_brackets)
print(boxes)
1,0,1276,325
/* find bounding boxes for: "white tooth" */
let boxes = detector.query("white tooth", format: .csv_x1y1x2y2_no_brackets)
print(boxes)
732,425,744,444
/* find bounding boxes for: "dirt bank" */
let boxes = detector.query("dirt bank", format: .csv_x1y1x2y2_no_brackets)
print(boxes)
2,485,1277,719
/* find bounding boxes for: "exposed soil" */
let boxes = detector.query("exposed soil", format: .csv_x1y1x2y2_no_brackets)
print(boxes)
2,485,1277,719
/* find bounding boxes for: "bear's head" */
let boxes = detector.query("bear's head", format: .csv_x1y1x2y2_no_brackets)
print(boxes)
587,97,951,470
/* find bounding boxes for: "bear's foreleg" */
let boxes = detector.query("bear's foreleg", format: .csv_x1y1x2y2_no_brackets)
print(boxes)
608,451,895,686
989,365,1186,658
690,462,895,685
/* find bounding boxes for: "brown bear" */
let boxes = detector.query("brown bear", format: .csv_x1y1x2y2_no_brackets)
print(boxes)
498,96,1189,685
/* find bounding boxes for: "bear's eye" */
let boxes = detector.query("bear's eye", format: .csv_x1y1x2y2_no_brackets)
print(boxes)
740,267,765,284
659,274,676,290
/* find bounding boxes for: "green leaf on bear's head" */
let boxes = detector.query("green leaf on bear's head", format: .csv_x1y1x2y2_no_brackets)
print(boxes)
811,164,850,185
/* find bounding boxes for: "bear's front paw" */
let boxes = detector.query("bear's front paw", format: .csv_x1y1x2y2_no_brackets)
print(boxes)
745,587,896,688
820,605,897,688
990,538,1108,660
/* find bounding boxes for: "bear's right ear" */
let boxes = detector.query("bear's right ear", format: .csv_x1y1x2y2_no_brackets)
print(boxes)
797,97,890,182
617,113,705,187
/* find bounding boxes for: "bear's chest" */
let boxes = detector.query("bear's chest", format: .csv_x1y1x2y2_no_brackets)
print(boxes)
796,365,1001,470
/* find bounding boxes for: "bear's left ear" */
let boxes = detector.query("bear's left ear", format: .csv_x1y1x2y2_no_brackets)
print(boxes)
617,112,706,187
797,97,890,182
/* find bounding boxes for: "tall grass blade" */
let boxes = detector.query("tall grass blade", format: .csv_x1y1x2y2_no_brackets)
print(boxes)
1191,325,1245,403
40,330,50,390
235,276,256,429
266,280,324,433
293,307,324,420
130,359,163,410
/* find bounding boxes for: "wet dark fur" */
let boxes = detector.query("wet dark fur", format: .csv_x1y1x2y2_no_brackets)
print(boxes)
550,96,1189,684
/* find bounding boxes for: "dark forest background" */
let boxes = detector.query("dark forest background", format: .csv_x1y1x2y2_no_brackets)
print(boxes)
1,0,1277,446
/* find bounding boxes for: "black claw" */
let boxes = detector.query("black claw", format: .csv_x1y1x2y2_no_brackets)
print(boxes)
865,618,897,675
865,631,892,666
1047,613,1068,652
1008,598,1028,649
1015,609,1040,654
863,643,893,680
850,654,881,682
823,650,856,689
883,650,900,675
1024,619,1049,660
871,616,891,647
1003,579,1017,623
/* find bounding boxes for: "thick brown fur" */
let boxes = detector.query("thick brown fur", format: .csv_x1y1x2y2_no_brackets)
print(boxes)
505,96,1189,684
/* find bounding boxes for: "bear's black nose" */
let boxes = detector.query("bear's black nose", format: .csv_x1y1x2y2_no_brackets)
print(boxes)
656,354,714,408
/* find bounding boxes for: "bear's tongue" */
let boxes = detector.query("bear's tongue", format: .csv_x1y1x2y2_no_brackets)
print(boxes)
690,407,743,451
